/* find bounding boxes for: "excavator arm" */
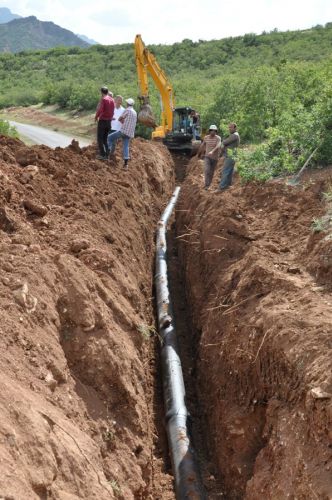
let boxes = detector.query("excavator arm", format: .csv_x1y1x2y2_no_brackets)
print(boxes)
135,35,175,136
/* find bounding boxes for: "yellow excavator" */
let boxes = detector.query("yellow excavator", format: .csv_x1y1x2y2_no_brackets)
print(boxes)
134,34,201,153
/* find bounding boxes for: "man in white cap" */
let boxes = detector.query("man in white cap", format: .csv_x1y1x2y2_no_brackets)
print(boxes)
197,125,221,189
107,98,137,169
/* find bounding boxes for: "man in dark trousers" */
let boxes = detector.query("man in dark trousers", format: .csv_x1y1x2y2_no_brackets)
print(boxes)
216,123,240,191
95,86,114,160
197,124,221,190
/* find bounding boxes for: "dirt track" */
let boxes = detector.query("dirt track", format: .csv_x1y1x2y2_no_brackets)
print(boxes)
0,134,331,499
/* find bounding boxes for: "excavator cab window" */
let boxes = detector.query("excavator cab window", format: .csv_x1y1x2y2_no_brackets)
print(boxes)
172,108,201,140
173,109,192,134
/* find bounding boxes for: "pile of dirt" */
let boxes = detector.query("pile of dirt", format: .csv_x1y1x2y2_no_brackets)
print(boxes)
0,135,175,499
176,158,332,499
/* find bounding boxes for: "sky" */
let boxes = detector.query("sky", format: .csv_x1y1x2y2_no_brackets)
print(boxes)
2,0,332,45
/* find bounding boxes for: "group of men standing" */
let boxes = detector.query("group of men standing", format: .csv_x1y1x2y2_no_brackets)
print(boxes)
198,123,240,191
95,86,137,169
94,86,240,188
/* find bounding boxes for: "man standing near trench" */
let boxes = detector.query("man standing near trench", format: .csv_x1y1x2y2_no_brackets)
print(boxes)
216,123,240,191
197,125,221,190
110,95,124,134
107,98,137,169
95,86,115,160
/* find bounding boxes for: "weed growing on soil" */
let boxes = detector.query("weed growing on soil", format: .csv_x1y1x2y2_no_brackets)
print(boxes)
311,217,326,233
102,428,115,442
109,479,121,497
137,323,157,341
322,184,332,202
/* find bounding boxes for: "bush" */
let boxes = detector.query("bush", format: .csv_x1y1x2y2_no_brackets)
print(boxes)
0,119,18,138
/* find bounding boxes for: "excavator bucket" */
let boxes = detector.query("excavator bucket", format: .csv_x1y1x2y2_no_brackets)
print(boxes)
138,103,157,128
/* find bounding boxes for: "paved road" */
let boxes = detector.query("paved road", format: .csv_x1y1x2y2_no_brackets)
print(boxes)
9,120,92,149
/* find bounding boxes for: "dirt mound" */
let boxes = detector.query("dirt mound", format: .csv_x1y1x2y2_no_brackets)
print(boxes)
176,158,332,499
0,135,175,499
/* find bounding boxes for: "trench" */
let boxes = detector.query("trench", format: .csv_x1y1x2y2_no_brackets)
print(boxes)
155,154,225,498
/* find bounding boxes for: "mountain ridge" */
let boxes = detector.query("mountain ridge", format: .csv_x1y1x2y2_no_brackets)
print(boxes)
0,10,90,52
0,7,21,24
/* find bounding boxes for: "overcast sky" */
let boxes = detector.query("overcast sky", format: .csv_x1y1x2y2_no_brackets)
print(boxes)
3,0,332,45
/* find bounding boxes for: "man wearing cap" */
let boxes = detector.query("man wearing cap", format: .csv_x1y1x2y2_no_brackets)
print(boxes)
197,125,222,190
216,123,240,191
95,86,115,160
107,98,137,169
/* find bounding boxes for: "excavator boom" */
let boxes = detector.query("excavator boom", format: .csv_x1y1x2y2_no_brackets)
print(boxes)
134,35,201,152
135,35,175,136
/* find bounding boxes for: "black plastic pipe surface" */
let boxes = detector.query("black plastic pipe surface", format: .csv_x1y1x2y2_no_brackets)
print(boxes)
155,186,205,499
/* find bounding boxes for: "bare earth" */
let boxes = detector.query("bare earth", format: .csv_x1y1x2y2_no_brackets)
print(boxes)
176,158,332,499
0,135,175,499
0,132,331,499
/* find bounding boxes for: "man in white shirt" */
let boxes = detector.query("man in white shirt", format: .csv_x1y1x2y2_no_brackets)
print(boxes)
107,98,137,169
110,95,124,133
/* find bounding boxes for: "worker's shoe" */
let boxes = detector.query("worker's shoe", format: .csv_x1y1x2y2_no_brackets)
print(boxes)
123,159,129,170
96,155,107,161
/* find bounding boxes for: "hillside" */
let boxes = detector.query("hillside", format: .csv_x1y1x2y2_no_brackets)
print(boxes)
0,23,331,175
77,34,98,45
0,16,88,53
0,7,21,24
0,23,330,110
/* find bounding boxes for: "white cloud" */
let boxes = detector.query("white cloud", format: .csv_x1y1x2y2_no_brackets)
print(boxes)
2,0,332,44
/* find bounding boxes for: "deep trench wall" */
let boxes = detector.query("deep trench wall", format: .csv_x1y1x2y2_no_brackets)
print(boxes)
0,136,174,499
177,158,332,499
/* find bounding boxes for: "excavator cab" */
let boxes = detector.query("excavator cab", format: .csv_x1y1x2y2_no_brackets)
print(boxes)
163,107,201,153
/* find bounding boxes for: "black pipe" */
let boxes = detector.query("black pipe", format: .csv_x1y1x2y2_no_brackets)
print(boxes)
155,187,205,499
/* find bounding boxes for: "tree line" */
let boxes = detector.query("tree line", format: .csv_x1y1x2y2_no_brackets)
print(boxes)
0,23,331,178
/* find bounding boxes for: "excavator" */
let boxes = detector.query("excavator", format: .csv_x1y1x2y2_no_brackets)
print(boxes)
134,34,201,154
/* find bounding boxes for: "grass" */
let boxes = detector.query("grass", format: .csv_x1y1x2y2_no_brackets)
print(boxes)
311,217,326,233
322,183,332,202
137,323,157,341
109,480,121,497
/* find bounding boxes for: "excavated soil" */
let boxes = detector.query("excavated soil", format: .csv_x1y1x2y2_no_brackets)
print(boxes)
176,158,332,499
0,135,176,499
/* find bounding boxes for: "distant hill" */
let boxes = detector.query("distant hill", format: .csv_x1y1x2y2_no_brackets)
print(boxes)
0,22,330,117
0,7,21,24
77,34,98,45
0,15,89,52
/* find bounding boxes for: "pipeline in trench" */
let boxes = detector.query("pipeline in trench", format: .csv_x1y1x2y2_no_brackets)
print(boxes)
154,156,224,499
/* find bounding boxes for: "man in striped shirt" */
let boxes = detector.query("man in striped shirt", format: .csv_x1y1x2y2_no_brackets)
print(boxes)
107,98,137,169
197,125,222,189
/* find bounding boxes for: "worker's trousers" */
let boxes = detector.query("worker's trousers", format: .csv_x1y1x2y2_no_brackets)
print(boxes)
219,157,235,189
204,156,218,188
97,119,111,157
107,131,131,160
